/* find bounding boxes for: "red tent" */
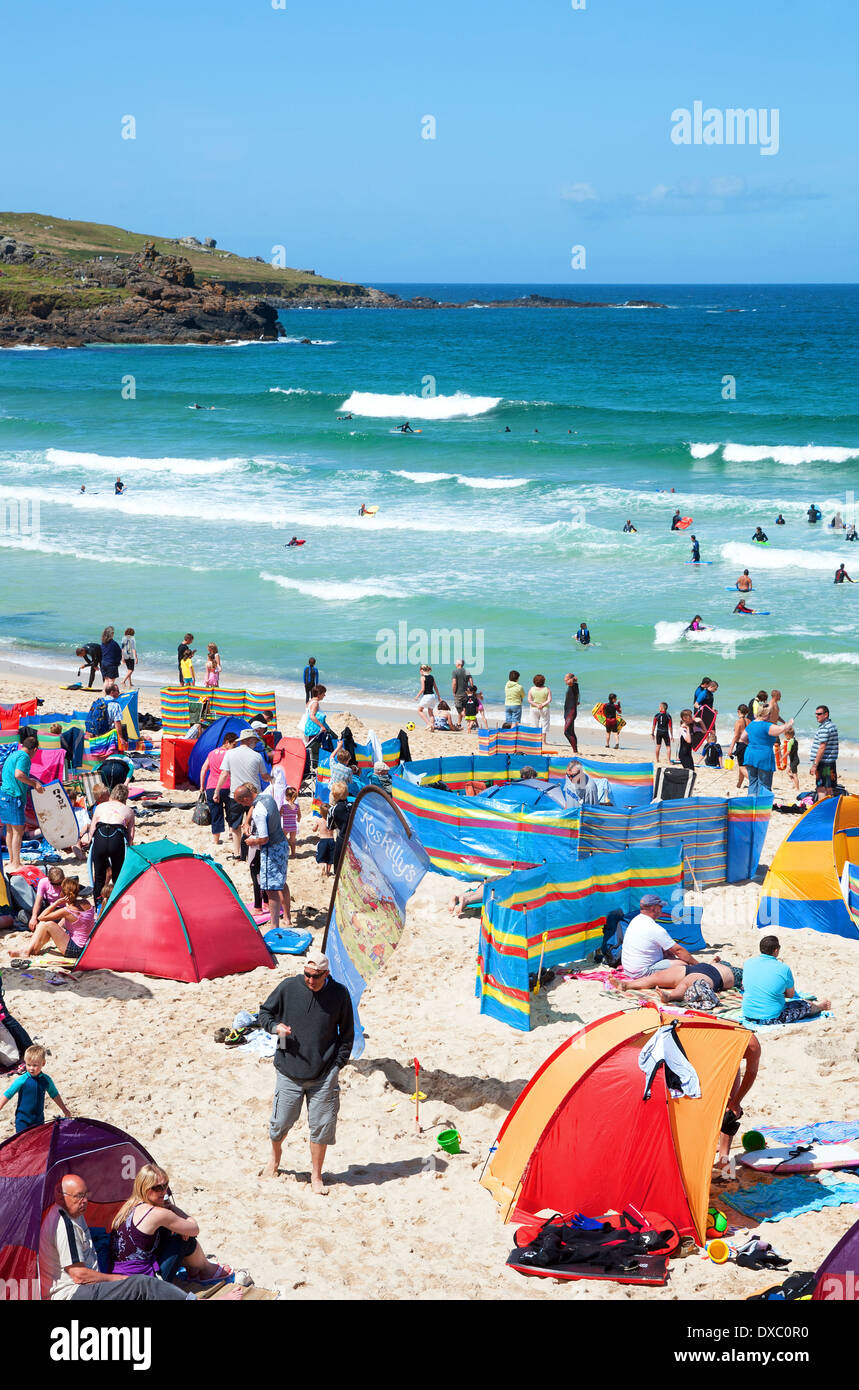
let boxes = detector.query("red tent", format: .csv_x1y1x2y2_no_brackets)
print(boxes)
481,1005,751,1244
0,1117,160,1299
74,839,276,982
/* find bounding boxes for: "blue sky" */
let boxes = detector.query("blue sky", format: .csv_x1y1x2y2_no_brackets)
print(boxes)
5,0,856,282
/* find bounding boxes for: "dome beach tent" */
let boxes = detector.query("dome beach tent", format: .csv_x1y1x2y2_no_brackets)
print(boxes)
756,794,859,941
0,1117,160,1299
73,839,277,982
813,1216,859,1300
481,1004,751,1244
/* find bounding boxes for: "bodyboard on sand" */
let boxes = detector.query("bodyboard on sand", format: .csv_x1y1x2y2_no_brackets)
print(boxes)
34,781,80,851
738,1143,859,1175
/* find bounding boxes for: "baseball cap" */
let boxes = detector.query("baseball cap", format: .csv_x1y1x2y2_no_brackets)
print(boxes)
250,720,268,731
304,951,329,972
639,893,664,909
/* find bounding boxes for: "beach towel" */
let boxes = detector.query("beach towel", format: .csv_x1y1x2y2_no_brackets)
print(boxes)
722,1007,832,1035
724,1171,859,1224
761,1121,859,1147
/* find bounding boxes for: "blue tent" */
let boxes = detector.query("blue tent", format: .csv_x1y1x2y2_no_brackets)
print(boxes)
476,781,579,812
187,716,251,788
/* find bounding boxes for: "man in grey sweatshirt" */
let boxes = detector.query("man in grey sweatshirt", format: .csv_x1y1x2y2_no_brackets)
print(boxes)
258,951,354,1194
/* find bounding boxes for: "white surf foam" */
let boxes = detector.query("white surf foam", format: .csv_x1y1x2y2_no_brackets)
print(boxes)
392,470,455,483
457,475,527,490
339,391,502,420
44,448,241,476
278,336,337,345
722,541,842,572
259,571,407,601
689,443,720,459
654,621,762,647
268,387,309,395
800,651,859,668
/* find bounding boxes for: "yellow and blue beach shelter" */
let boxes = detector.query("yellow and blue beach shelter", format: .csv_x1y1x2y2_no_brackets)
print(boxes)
757,794,859,941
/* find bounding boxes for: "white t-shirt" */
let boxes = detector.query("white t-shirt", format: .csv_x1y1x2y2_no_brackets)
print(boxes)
221,745,266,792
620,913,677,977
39,1204,97,1301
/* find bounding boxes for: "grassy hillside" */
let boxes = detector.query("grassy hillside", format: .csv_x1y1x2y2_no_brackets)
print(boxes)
0,213,357,294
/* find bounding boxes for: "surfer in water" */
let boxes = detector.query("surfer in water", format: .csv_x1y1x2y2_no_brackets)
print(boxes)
358,505,369,517
671,509,682,530
734,598,758,614
686,615,706,632
337,413,353,421
622,519,637,533
575,621,591,647
114,478,126,495
690,534,701,563
286,537,302,547
79,485,86,493
775,513,786,525
807,504,822,523
834,563,854,584
752,526,768,543
398,422,414,434
736,570,753,591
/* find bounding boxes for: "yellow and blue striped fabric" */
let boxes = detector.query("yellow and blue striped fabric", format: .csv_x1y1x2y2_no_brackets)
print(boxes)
477,848,684,1031
159,687,277,736
580,794,771,887
312,738,403,816
757,794,859,940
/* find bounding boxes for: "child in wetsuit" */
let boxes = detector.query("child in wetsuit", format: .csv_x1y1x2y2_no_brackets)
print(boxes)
462,689,480,732
651,703,673,764
701,730,723,769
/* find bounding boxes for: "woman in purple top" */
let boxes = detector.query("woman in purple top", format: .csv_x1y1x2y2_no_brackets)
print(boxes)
111,1163,232,1284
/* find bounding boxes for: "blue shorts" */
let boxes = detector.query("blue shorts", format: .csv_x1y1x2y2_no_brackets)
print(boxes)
0,794,26,827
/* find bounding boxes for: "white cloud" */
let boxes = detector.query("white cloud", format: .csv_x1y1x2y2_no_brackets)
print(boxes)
560,182,599,203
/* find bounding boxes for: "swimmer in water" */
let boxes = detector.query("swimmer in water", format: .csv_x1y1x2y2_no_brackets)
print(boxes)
775,513,786,525
504,426,511,432
736,569,752,591
575,621,591,647
734,599,757,614
79,485,86,493
752,526,768,543
338,413,353,421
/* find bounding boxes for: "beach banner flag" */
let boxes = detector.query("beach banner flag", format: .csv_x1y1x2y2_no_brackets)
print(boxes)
844,863,859,934
323,786,432,1059
311,738,403,816
396,754,652,808
159,687,277,736
391,777,581,880
477,848,684,1031
478,726,544,756
579,793,772,888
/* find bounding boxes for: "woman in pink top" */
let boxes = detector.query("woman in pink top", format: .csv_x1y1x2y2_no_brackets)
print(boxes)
198,732,240,849
24,878,102,960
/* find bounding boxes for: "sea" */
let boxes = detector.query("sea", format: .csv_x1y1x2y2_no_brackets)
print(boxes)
1,283,857,750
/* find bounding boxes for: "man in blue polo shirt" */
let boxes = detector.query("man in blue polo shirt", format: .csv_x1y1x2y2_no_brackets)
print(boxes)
741,935,829,1026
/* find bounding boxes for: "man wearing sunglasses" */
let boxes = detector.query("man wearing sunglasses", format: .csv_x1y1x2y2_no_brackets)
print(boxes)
259,950,354,1194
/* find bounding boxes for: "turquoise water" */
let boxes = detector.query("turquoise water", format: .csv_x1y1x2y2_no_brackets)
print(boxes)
1,283,858,745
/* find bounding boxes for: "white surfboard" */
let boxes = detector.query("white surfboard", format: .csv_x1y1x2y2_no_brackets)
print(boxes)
738,1143,859,1174
34,780,80,852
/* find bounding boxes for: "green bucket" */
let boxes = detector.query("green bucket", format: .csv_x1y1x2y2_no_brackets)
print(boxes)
742,1130,766,1152
437,1128,461,1155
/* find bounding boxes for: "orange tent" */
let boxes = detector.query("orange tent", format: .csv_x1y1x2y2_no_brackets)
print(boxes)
481,1004,751,1244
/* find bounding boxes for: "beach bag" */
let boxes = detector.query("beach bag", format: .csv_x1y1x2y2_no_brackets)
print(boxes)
191,792,211,826
85,698,111,737
0,1022,19,1069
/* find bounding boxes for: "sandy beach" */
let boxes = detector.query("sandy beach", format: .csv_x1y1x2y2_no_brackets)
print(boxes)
2,669,857,1301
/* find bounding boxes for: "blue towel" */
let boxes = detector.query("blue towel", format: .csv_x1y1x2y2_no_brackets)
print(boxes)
761,1120,859,1146
726,1173,859,1224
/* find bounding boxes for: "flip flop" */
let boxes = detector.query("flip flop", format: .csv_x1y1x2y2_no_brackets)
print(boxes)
186,1264,234,1286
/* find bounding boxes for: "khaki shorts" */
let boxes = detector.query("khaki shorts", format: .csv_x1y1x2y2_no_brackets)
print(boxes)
270,1066,341,1145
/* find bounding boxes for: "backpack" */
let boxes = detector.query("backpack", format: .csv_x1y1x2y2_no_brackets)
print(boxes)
85,698,111,736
